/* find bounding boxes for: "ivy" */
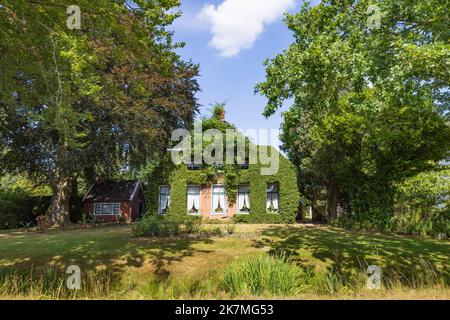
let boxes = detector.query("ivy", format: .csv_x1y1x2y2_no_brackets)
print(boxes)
144,145,300,223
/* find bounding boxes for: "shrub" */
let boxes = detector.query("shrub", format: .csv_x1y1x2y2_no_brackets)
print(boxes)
132,214,202,237
221,253,301,296
225,224,236,234
210,226,222,237
233,213,295,224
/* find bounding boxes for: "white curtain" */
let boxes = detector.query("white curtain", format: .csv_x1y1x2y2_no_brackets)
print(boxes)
187,186,200,213
213,185,226,213
266,184,279,212
238,185,250,212
159,186,170,213
272,192,278,210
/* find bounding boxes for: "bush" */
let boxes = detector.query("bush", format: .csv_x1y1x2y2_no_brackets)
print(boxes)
132,214,201,237
221,253,301,296
233,213,295,224
225,224,236,234
0,189,84,230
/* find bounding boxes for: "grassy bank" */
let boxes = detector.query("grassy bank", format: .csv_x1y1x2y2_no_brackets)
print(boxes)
0,224,448,299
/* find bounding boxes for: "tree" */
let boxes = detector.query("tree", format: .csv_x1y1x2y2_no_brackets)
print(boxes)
0,1,199,224
256,0,450,228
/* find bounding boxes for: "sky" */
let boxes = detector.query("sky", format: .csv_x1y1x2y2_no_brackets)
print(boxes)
170,0,320,149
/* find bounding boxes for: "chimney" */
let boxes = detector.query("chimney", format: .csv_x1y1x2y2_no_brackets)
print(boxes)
213,105,225,122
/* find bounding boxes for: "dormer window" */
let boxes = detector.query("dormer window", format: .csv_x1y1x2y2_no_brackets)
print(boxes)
238,163,249,169
187,163,202,170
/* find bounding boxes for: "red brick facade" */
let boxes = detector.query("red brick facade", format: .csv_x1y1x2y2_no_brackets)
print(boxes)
199,185,237,220
82,181,146,223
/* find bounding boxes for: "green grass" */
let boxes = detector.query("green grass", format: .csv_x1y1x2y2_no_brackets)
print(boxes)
221,253,302,296
0,224,448,299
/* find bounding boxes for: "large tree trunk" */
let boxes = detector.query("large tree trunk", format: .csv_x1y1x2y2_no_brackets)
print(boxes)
327,183,339,220
50,170,73,226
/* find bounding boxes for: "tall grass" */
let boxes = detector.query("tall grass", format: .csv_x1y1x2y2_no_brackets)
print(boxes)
220,253,448,298
0,267,119,299
221,253,303,296
0,256,447,299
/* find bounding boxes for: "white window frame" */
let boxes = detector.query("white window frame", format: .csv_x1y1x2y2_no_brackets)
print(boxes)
237,184,250,214
94,203,120,215
158,185,170,214
187,185,201,215
211,184,227,214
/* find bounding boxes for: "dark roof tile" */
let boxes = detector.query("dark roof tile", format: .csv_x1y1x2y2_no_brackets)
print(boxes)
83,180,140,202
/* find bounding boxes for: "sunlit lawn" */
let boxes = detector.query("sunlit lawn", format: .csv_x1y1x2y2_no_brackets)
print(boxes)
0,224,448,299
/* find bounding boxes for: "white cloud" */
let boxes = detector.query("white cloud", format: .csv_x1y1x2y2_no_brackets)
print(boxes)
199,0,295,57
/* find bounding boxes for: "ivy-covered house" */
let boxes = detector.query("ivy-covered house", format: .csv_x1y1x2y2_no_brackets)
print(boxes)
145,109,301,223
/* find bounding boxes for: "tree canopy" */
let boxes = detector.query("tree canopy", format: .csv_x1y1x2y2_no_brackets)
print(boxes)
256,0,450,228
0,1,200,223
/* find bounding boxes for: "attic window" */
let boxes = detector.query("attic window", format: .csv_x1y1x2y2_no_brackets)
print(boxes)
187,163,202,170
94,203,120,215
238,163,249,169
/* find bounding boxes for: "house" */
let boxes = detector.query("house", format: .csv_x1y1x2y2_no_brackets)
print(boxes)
146,112,301,223
82,180,146,223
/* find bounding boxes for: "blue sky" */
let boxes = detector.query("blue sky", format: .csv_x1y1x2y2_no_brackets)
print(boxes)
170,0,320,149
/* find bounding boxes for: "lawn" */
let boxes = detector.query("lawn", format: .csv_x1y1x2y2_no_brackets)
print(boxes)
0,224,448,299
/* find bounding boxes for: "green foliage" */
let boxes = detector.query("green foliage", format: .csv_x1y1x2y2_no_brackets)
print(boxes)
392,169,450,236
256,0,450,227
233,213,294,224
211,102,226,120
221,253,302,296
0,267,119,299
334,168,450,236
143,112,300,223
131,214,201,237
144,148,299,223
0,1,199,222
225,224,236,234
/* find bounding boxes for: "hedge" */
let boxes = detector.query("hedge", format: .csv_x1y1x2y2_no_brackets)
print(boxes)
0,192,84,230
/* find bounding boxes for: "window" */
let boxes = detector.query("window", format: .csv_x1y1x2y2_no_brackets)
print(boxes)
187,185,201,214
237,185,250,213
187,163,202,170
94,203,120,215
266,184,279,213
212,185,226,214
159,185,170,214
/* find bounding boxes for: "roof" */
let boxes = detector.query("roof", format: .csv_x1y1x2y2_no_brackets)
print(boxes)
83,180,144,203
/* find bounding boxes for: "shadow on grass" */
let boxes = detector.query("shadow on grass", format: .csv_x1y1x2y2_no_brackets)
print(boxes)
252,225,450,284
0,225,214,285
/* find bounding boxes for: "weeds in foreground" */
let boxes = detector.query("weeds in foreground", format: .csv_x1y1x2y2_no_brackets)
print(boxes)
0,267,119,299
221,253,304,296
0,254,447,299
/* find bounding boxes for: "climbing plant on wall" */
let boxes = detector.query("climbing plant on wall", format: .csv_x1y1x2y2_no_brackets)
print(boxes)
143,107,301,223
